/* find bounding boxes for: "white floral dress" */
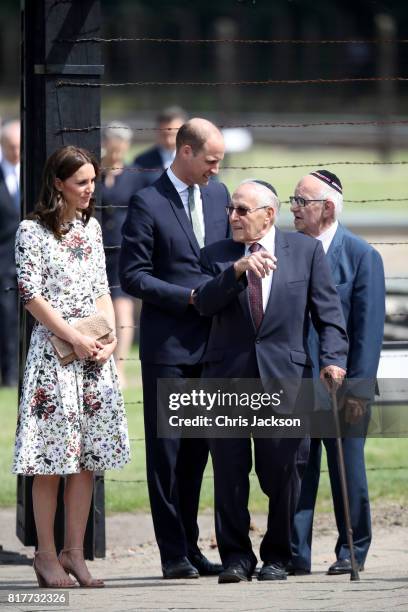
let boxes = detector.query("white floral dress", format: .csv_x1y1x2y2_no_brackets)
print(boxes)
12,217,130,475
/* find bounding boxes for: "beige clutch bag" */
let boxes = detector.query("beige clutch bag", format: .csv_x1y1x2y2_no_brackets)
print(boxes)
50,312,114,366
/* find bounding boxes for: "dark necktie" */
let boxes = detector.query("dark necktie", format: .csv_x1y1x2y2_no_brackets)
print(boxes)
248,242,263,330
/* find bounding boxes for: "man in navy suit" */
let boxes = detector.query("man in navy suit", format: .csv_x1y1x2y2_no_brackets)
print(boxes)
133,106,188,188
289,170,385,575
0,120,20,386
120,118,229,578
193,180,348,583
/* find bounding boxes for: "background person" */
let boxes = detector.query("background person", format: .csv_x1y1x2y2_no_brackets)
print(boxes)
120,118,229,579
101,121,142,387
193,180,348,584
132,106,188,188
289,170,385,575
0,120,20,386
13,146,130,588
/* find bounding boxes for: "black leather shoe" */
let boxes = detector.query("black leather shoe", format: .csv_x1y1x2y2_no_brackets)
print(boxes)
327,558,365,575
286,561,311,576
162,557,200,579
188,553,223,576
218,563,252,583
258,562,287,581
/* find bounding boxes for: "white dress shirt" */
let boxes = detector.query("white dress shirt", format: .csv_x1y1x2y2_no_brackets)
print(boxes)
159,147,176,170
245,225,276,312
1,159,20,199
316,220,338,254
166,166,205,241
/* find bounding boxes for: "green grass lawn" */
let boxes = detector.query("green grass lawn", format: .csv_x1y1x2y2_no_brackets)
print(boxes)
1,349,407,514
2,144,407,514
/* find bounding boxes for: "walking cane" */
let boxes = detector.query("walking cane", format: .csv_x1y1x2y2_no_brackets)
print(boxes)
326,374,360,582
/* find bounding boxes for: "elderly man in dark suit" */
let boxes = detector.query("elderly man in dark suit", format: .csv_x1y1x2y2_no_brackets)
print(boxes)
0,120,20,386
193,180,348,583
120,118,229,579
289,170,385,576
133,106,188,188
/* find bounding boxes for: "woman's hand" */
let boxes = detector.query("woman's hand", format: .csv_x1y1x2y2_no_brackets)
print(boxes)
71,331,105,360
91,335,118,366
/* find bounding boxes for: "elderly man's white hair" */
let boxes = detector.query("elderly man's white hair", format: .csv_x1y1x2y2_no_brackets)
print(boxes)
239,179,280,215
315,182,343,217
103,121,133,143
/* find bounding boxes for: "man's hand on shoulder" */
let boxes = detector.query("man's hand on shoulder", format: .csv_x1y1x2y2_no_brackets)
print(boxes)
233,251,277,280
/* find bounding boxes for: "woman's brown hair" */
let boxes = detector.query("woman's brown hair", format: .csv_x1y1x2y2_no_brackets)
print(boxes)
30,146,99,238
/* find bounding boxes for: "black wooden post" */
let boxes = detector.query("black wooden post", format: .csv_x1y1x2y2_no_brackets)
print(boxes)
17,0,105,559
375,13,397,161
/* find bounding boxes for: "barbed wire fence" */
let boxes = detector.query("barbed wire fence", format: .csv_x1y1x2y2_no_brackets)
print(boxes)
68,33,408,491
13,32,408,492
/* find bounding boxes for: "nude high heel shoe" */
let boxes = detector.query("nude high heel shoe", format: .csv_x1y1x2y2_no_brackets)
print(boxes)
33,551,77,588
58,548,105,588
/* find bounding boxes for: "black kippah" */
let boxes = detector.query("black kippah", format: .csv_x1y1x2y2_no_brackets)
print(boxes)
252,179,278,197
310,170,342,194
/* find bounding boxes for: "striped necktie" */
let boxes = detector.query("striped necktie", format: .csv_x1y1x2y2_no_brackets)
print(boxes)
248,242,263,330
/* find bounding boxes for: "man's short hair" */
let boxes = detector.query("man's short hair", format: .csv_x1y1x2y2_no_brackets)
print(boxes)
176,122,207,155
103,121,133,142
0,119,20,145
156,106,188,126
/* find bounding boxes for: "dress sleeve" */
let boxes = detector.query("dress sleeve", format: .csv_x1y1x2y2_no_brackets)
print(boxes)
15,221,43,304
92,218,110,298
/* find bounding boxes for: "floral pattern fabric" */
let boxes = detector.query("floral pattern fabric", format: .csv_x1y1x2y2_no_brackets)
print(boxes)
13,217,130,475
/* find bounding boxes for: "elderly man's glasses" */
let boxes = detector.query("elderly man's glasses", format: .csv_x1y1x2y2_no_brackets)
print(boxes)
226,205,270,216
289,196,326,208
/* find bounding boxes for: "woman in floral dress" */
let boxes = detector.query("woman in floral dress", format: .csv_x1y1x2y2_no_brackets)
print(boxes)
13,146,130,588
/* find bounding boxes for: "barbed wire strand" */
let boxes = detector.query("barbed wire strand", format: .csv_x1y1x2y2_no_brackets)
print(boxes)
59,119,408,133
116,354,408,360
56,76,408,88
102,243,408,252
104,465,408,486
122,316,408,321
100,161,408,174
5,283,407,301
56,36,408,45
96,198,408,210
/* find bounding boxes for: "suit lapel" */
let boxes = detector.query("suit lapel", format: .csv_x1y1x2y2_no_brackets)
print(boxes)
233,242,253,324
162,174,201,256
326,224,345,276
0,168,15,212
152,148,164,170
201,187,217,246
261,227,289,329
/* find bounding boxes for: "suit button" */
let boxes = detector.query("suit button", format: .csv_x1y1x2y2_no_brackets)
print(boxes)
255,338,261,344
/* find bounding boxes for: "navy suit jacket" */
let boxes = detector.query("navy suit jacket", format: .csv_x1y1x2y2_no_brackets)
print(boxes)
133,146,164,189
119,171,230,364
309,223,385,403
0,166,19,278
194,229,348,414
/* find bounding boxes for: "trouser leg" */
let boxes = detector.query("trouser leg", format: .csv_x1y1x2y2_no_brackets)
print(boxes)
141,362,209,562
210,437,257,573
256,437,310,566
291,438,323,570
